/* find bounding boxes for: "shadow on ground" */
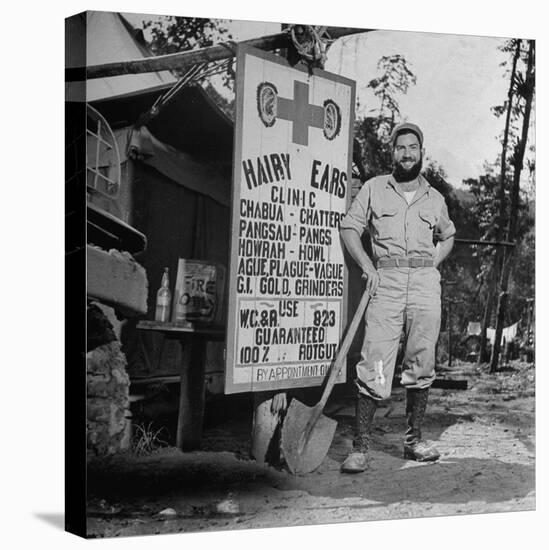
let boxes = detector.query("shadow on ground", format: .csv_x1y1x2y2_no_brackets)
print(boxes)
86,362,535,536
90,363,536,516
88,446,533,510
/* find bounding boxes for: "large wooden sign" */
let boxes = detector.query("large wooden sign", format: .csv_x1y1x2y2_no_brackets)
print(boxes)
225,44,356,394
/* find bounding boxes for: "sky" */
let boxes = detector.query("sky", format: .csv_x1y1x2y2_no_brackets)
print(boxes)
326,30,511,188
125,13,519,189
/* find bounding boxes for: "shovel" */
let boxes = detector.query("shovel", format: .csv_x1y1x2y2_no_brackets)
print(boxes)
281,289,371,474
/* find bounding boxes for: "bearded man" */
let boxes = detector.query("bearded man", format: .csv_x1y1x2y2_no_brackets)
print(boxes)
339,122,455,473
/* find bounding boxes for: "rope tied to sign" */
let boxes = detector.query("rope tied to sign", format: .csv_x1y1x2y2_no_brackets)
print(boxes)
289,25,331,68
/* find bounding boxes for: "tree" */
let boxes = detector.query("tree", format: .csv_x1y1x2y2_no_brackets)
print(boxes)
464,38,535,368
493,39,522,235
479,39,522,364
144,16,233,62
490,39,535,371
354,55,417,179
508,225,534,324
466,166,507,363
424,163,481,352
367,55,417,141
141,16,236,110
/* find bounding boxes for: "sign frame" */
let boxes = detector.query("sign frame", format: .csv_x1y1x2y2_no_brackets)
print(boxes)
225,44,356,394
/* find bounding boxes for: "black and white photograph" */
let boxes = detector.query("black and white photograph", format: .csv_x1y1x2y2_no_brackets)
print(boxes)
63,4,539,540
5,1,545,548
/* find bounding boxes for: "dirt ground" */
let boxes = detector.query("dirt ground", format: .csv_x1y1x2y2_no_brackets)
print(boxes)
86,359,535,538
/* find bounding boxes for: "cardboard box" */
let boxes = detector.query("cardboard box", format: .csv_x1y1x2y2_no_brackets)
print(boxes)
172,259,225,325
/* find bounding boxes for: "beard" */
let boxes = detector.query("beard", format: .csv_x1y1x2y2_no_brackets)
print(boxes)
393,155,423,182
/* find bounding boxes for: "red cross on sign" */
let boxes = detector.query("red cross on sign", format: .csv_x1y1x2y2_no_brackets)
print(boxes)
277,81,324,146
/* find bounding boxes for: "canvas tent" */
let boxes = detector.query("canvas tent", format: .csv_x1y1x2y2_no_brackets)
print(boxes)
65,11,176,102
69,11,233,390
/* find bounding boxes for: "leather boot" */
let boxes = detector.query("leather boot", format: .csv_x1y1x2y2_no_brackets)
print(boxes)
403,388,440,461
341,394,377,473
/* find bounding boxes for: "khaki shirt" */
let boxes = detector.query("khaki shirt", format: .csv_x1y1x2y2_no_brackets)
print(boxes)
340,174,456,262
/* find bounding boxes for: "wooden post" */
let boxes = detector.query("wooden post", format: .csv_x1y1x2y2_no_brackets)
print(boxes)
176,334,207,450
446,298,464,368
66,28,369,81
441,280,456,367
251,391,287,465
136,322,225,451
447,298,452,368
526,298,534,337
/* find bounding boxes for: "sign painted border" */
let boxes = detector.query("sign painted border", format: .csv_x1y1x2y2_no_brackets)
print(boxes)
225,44,356,394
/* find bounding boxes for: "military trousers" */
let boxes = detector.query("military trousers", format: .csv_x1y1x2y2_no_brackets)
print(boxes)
356,266,441,400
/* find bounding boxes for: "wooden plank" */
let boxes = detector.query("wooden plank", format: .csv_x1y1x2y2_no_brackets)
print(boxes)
176,334,208,450
455,238,515,247
86,244,148,315
131,375,181,385
431,378,468,390
137,320,225,338
392,376,468,390
66,27,369,81
87,203,147,253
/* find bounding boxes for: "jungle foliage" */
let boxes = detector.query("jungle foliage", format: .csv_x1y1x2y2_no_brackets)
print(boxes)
140,18,535,365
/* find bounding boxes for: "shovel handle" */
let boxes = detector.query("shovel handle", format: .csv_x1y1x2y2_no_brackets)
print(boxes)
305,288,371,432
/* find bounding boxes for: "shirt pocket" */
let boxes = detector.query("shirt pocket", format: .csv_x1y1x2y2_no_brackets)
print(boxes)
417,209,438,247
371,206,398,241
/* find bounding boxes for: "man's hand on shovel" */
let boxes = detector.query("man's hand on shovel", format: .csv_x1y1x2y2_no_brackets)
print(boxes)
361,267,379,297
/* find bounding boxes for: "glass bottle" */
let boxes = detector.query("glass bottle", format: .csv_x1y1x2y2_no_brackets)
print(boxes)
155,267,171,322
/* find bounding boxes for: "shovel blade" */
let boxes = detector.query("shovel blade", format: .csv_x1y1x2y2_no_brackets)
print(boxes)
281,399,337,474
